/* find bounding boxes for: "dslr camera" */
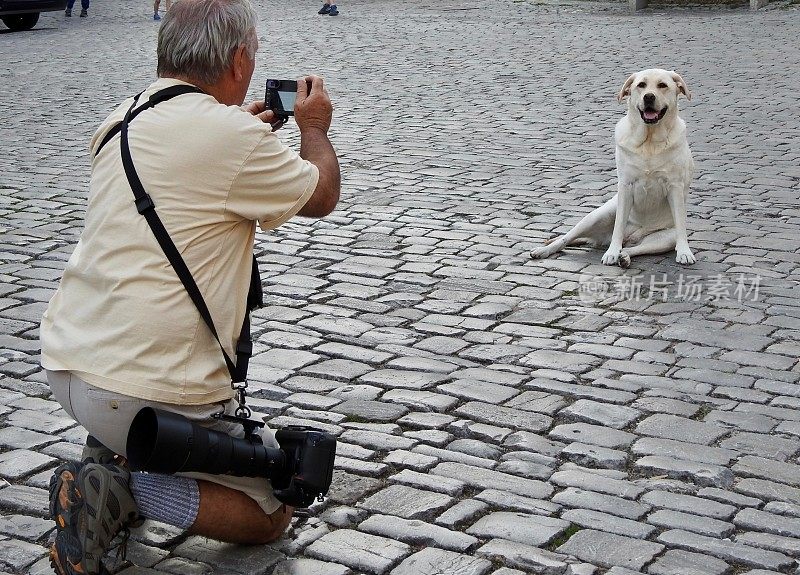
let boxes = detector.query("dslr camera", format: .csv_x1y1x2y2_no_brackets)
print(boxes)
126,407,336,508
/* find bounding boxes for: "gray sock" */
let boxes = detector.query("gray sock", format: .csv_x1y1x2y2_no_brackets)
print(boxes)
129,472,200,530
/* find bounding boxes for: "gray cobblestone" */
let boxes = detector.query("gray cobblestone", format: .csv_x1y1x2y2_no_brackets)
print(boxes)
560,400,641,430
640,491,736,521
631,437,737,466
360,514,478,552
552,488,649,520
306,530,410,574
390,548,492,575
561,509,654,539
466,511,569,547
735,478,800,506
477,539,568,574
432,462,553,500
273,558,351,575
734,507,800,539
549,424,636,449
557,530,664,571
413,444,494,469
561,442,628,470
646,509,734,538
0,539,47,572
634,455,734,488
635,414,729,445
657,530,793,571
550,469,644,500
720,432,800,461
172,536,284,573
734,456,800,488
435,500,489,530
358,485,454,520
646,549,729,575
697,487,762,509
475,489,561,516
736,531,800,558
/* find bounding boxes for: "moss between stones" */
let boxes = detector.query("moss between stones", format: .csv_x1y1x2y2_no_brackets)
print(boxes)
548,523,582,551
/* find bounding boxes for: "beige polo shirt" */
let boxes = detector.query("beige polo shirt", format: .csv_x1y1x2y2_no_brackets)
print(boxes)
41,78,319,405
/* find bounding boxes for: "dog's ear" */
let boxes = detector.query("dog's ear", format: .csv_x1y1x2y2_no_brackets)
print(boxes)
671,71,691,101
617,73,636,103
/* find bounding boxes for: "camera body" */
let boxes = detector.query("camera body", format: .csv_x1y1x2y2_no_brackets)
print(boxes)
265,79,298,122
273,426,337,507
126,408,336,509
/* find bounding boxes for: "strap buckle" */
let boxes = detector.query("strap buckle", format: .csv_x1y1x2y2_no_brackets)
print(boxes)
135,194,155,214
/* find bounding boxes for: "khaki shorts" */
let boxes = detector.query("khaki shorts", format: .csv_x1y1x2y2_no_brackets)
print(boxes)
47,369,282,515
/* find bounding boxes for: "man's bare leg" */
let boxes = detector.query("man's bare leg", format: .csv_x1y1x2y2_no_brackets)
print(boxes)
189,480,293,544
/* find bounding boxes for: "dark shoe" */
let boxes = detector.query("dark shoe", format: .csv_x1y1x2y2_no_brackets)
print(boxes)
79,9,87,16
49,461,142,575
81,435,125,466
317,3,330,14
328,4,339,15
64,8,71,16
153,12,161,20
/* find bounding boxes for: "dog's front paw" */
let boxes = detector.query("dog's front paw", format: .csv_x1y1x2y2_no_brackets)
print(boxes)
676,248,696,265
530,246,553,260
602,248,621,265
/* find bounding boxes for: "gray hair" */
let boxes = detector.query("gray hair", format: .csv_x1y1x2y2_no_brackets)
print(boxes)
157,0,257,85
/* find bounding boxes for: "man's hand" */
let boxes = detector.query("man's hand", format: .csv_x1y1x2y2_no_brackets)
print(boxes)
243,100,285,132
294,76,333,134
295,75,339,218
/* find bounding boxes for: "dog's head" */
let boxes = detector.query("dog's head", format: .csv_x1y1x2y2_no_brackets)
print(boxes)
617,69,690,125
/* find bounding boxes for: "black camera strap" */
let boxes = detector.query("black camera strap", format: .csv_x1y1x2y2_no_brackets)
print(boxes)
116,85,263,417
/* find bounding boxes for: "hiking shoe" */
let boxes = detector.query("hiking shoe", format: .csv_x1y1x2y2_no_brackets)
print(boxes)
328,5,339,15
317,3,331,14
64,8,71,16
79,9,87,16
81,435,124,466
49,461,142,575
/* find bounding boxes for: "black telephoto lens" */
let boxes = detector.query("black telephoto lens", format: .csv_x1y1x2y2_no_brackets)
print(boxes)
126,407,285,478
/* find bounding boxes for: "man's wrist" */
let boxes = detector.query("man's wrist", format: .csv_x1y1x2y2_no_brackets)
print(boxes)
298,124,330,136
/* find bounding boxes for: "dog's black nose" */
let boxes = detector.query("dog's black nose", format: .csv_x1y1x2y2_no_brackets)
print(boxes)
643,93,656,105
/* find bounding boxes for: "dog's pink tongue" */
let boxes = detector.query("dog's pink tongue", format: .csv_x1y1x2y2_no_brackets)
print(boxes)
644,110,659,121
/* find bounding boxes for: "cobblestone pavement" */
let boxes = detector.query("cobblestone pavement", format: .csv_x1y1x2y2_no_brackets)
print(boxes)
2,0,800,573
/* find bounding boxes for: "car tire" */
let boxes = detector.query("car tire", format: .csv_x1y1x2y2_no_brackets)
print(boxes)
2,13,40,31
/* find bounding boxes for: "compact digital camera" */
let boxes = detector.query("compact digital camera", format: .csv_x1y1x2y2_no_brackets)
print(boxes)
265,79,298,122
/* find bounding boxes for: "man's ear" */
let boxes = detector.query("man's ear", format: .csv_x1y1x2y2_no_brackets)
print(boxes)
232,44,248,81
617,73,636,103
671,71,691,101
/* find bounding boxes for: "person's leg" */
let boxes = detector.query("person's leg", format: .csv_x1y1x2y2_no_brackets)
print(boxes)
80,0,89,11
64,0,74,16
48,372,293,544
191,481,293,544
153,0,161,19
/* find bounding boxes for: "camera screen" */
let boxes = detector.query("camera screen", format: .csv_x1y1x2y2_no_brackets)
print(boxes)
266,79,297,116
277,89,296,113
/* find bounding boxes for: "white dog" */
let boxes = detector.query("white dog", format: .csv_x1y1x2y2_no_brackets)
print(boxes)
531,69,696,268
